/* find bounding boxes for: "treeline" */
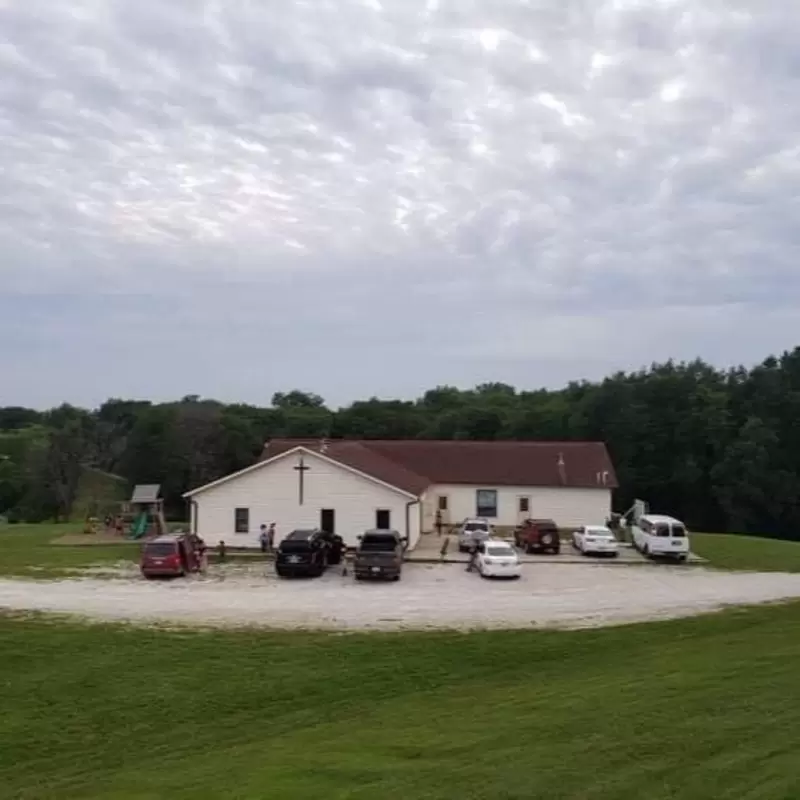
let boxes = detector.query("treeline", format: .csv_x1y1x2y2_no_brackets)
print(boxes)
2,348,800,538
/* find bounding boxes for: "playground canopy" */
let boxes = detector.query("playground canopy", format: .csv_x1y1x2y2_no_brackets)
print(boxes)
130,485,161,505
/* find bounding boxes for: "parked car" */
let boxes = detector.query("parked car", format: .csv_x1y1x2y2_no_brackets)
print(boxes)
572,525,619,557
140,534,203,578
457,518,492,552
630,514,690,561
475,539,522,579
353,529,407,581
275,528,344,577
514,518,560,554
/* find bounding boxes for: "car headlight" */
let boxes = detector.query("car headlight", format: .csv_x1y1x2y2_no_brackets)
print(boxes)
483,558,494,565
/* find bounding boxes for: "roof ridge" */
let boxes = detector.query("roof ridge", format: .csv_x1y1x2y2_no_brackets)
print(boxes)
329,439,606,446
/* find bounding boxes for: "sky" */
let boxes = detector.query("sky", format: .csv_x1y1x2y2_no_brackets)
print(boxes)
2,0,799,410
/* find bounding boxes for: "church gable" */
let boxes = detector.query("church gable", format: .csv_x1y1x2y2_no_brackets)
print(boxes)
184,446,419,500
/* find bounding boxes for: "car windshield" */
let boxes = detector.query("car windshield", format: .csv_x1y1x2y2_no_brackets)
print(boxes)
144,543,177,557
655,524,671,537
486,546,515,557
671,525,686,537
280,538,312,552
464,523,488,532
360,536,396,552
587,530,612,538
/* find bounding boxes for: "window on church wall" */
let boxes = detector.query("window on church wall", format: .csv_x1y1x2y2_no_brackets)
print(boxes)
234,507,250,534
437,496,448,511
476,489,498,518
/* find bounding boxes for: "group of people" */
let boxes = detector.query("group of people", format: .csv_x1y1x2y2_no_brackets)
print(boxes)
258,522,276,553
103,515,125,535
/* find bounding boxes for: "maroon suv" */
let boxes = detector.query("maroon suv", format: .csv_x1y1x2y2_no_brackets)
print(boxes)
514,518,561,555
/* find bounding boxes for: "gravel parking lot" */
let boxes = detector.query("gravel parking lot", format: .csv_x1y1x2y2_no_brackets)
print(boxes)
2,562,800,630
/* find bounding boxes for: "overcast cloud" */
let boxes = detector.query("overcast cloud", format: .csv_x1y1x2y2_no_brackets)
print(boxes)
1,0,799,408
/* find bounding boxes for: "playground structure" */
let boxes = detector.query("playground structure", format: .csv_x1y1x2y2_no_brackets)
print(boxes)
119,484,168,540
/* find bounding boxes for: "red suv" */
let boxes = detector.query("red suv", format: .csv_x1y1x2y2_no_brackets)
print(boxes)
140,534,202,578
514,518,561,555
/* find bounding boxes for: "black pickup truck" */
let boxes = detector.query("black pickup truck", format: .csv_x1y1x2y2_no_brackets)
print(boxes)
353,529,408,581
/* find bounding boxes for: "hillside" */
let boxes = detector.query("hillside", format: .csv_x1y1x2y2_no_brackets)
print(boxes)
1,603,799,798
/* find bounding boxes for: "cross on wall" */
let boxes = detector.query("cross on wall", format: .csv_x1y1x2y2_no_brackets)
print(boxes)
293,456,310,505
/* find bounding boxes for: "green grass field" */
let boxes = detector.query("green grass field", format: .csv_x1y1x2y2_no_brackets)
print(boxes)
0,524,139,578
691,533,800,572
1,603,800,799
2,527,800,796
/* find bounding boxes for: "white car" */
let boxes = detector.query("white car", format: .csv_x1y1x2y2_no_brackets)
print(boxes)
475,539,522,579
572,525,619,557
457,518,492,552
630,514,690,561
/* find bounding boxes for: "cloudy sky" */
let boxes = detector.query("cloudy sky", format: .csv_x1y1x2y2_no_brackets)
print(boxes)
2,0,799,409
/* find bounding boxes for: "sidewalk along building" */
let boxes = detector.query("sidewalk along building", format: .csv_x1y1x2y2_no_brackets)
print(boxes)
183,438,618,550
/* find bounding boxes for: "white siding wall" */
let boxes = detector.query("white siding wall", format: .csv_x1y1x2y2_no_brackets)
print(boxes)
191,451,420,549
422,484,612,530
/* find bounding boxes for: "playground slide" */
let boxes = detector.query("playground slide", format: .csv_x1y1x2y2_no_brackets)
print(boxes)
130,512,149,539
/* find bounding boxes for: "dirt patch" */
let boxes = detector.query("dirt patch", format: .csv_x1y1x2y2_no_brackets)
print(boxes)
1,563,800,631
72,562,142,579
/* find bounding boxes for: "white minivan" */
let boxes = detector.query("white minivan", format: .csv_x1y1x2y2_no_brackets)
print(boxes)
630,514,690,561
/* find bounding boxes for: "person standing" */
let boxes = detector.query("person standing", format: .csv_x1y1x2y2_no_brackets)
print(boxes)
439,536,449,561
267,522,276,550
194,536,208,573
435,510,443,537
259,524,269,553
466,542,479,572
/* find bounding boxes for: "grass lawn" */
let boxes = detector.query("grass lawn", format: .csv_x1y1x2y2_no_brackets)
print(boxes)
691,533,800,573
2,604,800,799
0,524,139,578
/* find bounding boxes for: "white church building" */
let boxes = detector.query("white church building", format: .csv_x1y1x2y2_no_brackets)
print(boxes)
183,438,618,549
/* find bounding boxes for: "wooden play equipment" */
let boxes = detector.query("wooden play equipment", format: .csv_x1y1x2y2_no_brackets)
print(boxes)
121,484,168,540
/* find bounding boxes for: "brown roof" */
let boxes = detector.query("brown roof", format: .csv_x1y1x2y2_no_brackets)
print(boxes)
261,439,618,495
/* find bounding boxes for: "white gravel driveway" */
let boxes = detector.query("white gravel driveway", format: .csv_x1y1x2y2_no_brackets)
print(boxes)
2,563,800,631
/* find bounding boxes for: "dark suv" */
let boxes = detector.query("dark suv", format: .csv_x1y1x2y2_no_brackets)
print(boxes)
514,518,561,555
353,529,407,581
275,529,344,578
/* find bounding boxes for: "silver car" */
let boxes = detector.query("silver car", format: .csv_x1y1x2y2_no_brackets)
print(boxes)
457,518,492,552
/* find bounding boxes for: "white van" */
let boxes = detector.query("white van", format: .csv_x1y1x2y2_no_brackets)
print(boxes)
630,514,690,561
